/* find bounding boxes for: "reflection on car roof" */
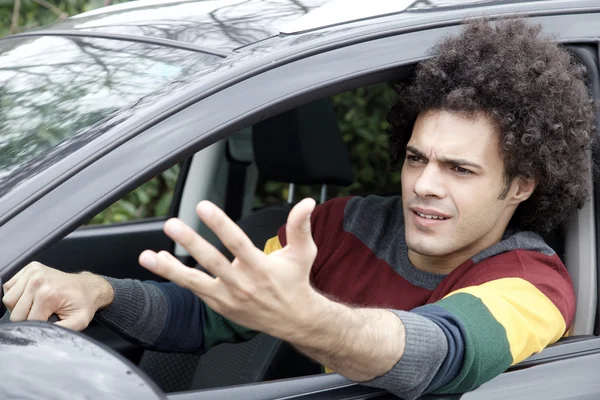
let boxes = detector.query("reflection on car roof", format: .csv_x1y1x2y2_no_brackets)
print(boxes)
47,0,327,52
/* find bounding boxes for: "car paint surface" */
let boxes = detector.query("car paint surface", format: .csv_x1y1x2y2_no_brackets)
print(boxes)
0,322,165,400
47,0,328,52
0,36,221,201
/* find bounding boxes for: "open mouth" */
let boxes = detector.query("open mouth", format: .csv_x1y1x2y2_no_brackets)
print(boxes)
412,210,449,220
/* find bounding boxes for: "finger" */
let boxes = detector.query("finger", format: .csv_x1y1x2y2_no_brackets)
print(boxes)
139,250,219,296
195,201,266,266
2,268,36,311
54,313,89,331
285,198,317,251
163,219,234,281
3,263,34,292
9,282,34,322
27,299,53,322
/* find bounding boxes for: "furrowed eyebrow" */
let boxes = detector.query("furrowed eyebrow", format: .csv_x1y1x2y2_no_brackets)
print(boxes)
405,145,483,170
405,145,427,159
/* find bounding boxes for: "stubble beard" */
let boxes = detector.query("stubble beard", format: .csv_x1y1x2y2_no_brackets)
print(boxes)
406,234,456,257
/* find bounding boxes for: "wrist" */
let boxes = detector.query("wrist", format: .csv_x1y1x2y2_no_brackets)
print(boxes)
284,290,343,347
81,272,114,311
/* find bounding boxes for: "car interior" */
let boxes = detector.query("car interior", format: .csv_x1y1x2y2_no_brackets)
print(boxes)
138,98,354,392
32,42,600,395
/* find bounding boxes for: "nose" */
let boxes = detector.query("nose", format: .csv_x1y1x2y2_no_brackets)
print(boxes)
413,163,446,199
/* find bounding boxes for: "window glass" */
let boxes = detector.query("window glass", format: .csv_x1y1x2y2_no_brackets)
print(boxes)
86,164,181,225
0,36,220,198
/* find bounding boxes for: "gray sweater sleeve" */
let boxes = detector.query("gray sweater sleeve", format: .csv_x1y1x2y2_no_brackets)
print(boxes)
359,311,449,400
94,277,168,348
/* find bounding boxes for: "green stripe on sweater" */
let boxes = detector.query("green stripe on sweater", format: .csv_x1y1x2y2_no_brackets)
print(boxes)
434,292,512,394
202,304,258,351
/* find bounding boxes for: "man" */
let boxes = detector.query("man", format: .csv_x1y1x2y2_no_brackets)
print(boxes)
2,19,597,399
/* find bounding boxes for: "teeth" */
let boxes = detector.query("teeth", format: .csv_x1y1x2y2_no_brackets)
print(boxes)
417,212,446,220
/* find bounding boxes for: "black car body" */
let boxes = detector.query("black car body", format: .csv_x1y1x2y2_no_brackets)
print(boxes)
0,0,600,398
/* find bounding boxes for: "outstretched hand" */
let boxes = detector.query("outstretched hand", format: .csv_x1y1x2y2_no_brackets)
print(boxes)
139,198,323,339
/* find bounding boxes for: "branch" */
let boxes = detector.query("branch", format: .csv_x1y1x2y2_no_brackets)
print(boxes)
10,0,21,34
147,173,168,217
31,0,68,20
289,0,309,13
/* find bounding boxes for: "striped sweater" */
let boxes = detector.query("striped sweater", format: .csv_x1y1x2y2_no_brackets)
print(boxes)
97,195,575,398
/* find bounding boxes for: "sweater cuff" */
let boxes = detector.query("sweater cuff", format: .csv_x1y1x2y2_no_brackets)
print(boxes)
95,277,167,347
360,310,448,400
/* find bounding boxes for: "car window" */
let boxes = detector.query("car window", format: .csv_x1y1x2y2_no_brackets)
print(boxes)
86,164,181,225
0,36,220,199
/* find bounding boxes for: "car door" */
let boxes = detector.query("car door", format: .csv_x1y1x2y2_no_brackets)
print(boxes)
0,33,224,362
33,163,186,362
1,6,599,400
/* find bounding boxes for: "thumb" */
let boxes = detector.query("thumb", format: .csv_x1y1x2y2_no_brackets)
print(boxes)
285,198,317,252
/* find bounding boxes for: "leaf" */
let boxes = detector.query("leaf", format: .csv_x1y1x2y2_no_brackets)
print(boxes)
155,192,173,217
118,200,137,216
136,189,150,205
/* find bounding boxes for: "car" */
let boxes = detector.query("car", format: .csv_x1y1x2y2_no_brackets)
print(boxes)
0,0,599,398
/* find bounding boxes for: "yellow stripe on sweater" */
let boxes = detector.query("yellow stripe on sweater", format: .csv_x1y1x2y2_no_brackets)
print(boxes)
445,278,566,365
264,236,283,254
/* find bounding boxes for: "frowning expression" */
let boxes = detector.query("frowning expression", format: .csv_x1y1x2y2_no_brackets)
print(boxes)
401,110,522,270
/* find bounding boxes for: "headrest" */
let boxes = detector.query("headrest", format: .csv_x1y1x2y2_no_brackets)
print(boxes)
252,99,354,186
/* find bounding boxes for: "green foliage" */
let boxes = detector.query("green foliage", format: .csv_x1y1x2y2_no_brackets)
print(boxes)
87,165,181,225
334,82,401,195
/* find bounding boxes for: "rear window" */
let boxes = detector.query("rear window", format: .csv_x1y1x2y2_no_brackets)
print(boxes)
0,35,220,196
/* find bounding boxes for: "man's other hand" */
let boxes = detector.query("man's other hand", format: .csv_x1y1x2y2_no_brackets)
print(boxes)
2,262,114,331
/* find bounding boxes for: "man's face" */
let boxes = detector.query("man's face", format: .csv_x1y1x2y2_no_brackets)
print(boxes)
401,110,519,267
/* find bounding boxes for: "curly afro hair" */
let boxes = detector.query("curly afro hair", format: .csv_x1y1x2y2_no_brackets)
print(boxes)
388,19,597,233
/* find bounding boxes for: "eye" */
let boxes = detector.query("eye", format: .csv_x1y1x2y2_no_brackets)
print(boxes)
453,166,472,176
406,155,423,164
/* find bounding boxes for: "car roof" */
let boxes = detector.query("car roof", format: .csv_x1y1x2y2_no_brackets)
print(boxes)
43,0,329,53
39,0,587,54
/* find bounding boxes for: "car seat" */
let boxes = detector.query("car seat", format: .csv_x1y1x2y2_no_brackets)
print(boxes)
138,98,354,393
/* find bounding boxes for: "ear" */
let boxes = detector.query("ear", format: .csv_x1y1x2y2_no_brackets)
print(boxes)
509,177,536,205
